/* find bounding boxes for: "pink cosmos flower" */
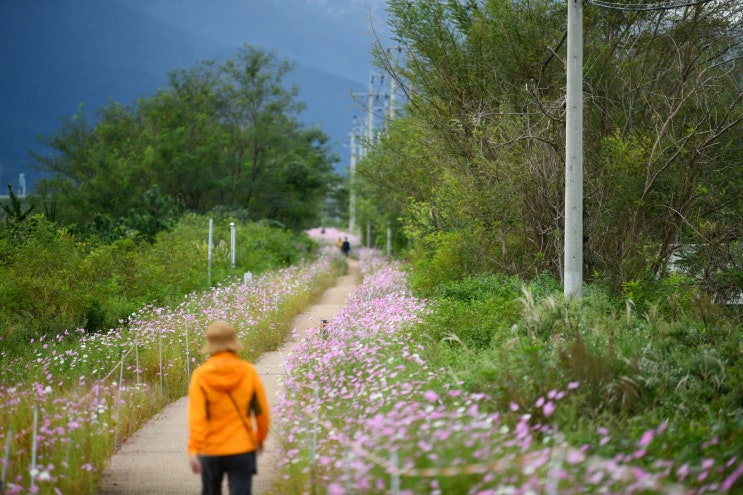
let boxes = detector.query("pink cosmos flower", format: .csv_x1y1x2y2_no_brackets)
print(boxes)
328,482,345,495
638,429,654,447
722,462,743,491
566,449,585,465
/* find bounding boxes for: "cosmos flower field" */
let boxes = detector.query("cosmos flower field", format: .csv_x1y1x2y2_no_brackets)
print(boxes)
1,240,740,494
274,250,742,494
0,256,335,494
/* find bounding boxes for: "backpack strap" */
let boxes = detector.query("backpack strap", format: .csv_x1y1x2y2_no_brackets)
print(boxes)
226,390,258,448
200,385,210,421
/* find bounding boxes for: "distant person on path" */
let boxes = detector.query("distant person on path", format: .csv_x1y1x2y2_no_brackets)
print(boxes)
341,237,351,257
335,237,343,252
188,321,270,495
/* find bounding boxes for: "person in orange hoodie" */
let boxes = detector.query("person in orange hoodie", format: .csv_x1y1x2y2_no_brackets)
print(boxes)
188,321,270,495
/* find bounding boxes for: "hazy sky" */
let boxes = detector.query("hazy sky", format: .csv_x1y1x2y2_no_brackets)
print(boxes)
0,0,394,186
119,0,391,84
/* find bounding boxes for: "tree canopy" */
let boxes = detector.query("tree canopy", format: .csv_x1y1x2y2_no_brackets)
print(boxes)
33,44,341,239
358,0,742,299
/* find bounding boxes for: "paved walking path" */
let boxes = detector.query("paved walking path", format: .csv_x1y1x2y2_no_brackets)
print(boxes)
98,259,360,495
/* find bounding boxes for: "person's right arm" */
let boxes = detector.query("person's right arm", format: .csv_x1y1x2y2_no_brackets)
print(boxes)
187,371,208,467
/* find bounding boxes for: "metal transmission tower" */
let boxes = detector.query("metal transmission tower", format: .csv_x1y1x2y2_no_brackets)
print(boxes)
349,73,393,242
562,0,718,298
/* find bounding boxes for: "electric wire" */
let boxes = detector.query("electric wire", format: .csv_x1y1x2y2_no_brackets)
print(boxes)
585,0,718,12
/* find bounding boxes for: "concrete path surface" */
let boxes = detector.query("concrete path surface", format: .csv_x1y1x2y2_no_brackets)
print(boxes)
98,259,360,495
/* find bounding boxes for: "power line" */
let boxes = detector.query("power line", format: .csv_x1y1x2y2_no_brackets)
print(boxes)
585,0,717,12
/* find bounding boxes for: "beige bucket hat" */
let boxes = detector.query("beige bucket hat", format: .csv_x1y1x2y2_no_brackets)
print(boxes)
201,320,243,354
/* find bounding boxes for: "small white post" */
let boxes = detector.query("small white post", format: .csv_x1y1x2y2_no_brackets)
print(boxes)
390,449,400,495
344,445,353,494
308,387,320,494
207,218,214,286
30,408,38,490
185,323,191,380
65,393,77,466
135,336,140,386
230,222,236,269
115,350,125,449
1,426,11,493
158,328,164,395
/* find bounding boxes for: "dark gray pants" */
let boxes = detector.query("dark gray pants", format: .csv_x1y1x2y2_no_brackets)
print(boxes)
199,451,257,495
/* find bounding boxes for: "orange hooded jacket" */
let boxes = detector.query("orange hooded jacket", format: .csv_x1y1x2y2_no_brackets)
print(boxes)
187,351,270,456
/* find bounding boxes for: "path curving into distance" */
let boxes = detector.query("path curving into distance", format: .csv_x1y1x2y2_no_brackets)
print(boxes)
98,259,360,495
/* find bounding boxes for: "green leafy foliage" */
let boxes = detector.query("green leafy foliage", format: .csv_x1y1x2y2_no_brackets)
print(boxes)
0,212,317,353
362,0,742,303
415,273,743,471
412,273,526,349
32,44,340,238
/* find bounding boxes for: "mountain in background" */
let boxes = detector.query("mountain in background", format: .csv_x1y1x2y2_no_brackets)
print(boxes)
0,0,389,191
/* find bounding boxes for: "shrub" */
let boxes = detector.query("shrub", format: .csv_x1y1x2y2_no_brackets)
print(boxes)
418,268,743,473
407,230,475,295
0,212,320,353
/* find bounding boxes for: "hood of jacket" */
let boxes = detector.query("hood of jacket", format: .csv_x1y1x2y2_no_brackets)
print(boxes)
199,351,248,392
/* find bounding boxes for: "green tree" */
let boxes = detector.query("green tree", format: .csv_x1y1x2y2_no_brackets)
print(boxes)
581,0,743,293
361,0,742,299
212,46,339,229
139,61,227,212
33,44,340,237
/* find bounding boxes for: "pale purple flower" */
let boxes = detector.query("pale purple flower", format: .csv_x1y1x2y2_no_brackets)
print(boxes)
638,429,654,447
418,440,433,452
328,482,345,495
423,390,439,403
566,449,585,465
722,462,743,491
656,420,668,435
677,463,690,480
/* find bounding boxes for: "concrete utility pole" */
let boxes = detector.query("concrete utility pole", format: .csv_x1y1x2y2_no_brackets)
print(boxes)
349,124,358,236
564,0,584,298
386,74,397,256
363,74,380,247
367,76,375,146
